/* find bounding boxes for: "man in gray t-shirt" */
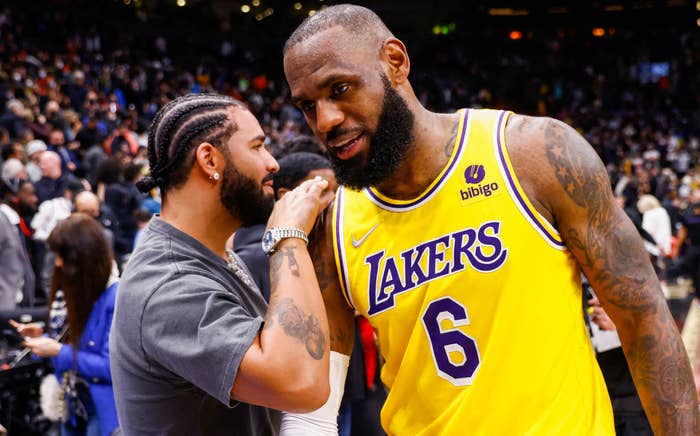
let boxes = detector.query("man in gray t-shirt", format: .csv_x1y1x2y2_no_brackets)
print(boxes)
110,216,279,435
110,94,332,435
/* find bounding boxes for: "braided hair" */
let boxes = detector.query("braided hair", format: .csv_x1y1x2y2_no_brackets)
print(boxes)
136,93,246,197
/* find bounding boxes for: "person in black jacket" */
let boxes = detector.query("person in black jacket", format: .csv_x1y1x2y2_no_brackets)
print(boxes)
233,152,336,301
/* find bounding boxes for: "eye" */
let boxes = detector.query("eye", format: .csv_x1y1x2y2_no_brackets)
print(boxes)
298,100,316,115
332,83,349,96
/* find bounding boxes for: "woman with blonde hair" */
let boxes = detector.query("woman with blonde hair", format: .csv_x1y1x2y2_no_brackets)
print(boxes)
637,194,672,258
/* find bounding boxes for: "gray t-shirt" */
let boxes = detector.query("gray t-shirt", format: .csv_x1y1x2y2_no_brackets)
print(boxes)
110,217,280,436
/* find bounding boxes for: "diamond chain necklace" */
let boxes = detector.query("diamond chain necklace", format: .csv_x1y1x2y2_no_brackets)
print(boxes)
225,248,257,289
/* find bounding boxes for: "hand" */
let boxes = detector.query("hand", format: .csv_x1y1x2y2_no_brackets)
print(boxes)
22,336,62,357
9,319,44,338
267,176,329,235
587,298,617,331
670,246,680,259
319,187,336,211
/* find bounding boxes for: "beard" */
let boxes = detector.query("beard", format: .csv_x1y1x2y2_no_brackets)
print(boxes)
219,151,275,226
329,74,414,190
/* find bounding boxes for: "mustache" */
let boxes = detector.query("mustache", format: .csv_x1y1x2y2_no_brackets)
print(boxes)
326,127,363,144
262,173,275,184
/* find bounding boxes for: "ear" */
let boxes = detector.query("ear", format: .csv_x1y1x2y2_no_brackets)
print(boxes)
276,187,290,200
382,38,410,85
194,142,222,180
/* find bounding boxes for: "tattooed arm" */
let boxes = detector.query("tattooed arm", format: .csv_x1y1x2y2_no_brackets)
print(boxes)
506,115,700,435
310,203,356,356
275,204,356,435
232,178,331,413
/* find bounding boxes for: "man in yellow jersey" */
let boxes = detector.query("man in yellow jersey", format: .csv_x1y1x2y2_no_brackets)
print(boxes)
282,4,699,435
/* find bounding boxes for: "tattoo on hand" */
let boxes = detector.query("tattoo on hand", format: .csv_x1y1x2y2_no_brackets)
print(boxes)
273,297,326,360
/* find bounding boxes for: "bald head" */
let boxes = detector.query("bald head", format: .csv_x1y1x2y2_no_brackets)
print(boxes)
39,151,62,179
75,191,101,218
284,4,392,55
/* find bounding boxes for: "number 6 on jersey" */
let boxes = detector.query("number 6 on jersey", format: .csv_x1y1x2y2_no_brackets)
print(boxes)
421,296,481,386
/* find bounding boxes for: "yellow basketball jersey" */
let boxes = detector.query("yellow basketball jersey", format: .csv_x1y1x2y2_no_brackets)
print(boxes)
332,109,614,435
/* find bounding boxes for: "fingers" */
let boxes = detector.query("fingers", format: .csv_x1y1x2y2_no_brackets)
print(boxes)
267,177,330,233
295,177,318,192
9,319,29,335
294,176,328,196
305,177,329,198
587,298,601,307
319,191,335,211
9,320,41,336
21,336,34,349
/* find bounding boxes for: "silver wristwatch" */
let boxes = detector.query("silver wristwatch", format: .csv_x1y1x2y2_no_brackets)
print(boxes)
261,226,309,255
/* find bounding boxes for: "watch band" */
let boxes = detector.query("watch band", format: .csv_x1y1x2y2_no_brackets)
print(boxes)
263,226,309,255
273,227,309,245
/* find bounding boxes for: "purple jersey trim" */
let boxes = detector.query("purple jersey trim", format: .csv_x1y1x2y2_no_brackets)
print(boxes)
364,109,470,211
495,111,565,248
334,188,355,309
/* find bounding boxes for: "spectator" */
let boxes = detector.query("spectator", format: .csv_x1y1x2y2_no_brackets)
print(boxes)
637,194,673,258
0,180,36,309
1,141,25,162
31,179,85,297
0,99,27,139
13,213,119,436
235,151,337,300
47,129,80,174
131,208,152,250
34,151,78,204
25,139,48,183
101,158,142,258
65,70,88,112
75,190,117,252
1,157,27,191
82,131,110,189
668,201,700,299
139,186,161,215
44,100,68,134
278,134,327,158
0,127,10,151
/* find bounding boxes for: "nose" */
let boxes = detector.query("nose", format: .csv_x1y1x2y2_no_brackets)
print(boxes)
315,100,344,134
265,149,280,174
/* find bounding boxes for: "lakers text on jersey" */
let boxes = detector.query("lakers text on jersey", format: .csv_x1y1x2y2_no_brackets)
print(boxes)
332,109,614,436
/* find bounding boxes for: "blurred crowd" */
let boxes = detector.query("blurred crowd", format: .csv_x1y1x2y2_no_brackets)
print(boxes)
0,1,699,306
0,2,698,435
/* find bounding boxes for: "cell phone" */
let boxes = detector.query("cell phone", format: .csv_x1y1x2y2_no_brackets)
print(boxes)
2,328,25,346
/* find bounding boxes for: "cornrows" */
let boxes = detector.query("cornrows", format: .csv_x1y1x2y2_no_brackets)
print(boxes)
138,93,245,194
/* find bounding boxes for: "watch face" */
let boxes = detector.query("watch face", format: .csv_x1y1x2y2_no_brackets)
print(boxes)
262,230,275,253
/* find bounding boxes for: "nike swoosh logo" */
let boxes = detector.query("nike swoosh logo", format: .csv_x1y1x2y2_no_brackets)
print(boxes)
351,222,381,248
